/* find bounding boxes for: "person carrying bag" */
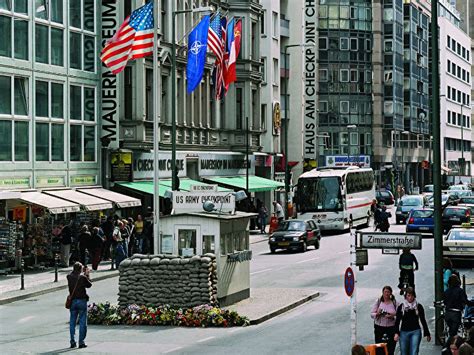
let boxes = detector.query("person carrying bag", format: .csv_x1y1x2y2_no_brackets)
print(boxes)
370,286,398,355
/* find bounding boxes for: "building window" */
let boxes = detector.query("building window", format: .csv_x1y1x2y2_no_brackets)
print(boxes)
36,24,49,63
70,124,82,161
447,110,451,124
273,58,278,84
260,10,266,35
319,37,328,50
340,38,349,51
350,69,358,82
0,120,12,161
320,101,328,113
340,69,349,82
236,87,243,130
51,123,63,161
69,0,96,72
35,122,49,161
272,11,278,37
319,69,328,82
14,121,29,161
340,101,349,114
350,38,358,51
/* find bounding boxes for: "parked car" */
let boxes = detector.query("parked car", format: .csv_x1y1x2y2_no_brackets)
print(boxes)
269,219,321,253
441,206,471,233
427,194,456,209
406,208,434,235
395,195,427,224
443,226,474,262
459,197,474,205
376,190,395,205
422,185,434,198
448,184,470,191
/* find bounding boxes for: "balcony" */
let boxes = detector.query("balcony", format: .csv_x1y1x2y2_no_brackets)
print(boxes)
280,18,289,38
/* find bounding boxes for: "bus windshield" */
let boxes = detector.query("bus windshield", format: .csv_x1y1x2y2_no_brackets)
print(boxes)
298,177,342,213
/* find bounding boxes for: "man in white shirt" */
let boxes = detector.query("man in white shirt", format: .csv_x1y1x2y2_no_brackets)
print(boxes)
273,201,285,222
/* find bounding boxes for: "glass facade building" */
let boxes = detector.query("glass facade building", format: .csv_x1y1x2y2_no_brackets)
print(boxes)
0,0,100,189
317,0,373,159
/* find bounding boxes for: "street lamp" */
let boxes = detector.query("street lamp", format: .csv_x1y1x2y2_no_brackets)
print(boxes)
346,125,357,166
171,6,213,191
283,43,313,218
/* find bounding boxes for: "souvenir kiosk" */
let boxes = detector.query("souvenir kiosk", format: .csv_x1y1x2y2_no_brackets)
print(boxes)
159,189,255,306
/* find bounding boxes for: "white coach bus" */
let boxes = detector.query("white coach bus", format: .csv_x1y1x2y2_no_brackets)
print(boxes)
295,166,375,231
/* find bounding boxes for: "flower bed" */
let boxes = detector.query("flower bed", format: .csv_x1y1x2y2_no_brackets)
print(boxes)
88,302,249,327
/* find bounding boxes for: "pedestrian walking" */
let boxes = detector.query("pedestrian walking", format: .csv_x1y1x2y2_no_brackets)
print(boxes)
90,223,105,270
443,257,454,291
258,203,269,234
273,201,285,223
370,285,398,355
394,287,431,354
134,215,144,253
67,262,92,349
59,221,73,267
100,216,114,260
78,225,92,266
127,217,135,256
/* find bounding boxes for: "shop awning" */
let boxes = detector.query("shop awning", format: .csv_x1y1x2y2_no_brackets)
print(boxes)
78,188,141,208
20,192,81,214
44,190,113,211
204,175,284,192
116,178,231,197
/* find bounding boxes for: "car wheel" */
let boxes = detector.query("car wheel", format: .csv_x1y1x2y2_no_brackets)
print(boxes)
300,241,307,253
314,239,320,250
270,246,276,254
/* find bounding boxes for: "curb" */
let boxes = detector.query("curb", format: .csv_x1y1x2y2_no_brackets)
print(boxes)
250,238,268,245
248,291,320,325
0,270,120,305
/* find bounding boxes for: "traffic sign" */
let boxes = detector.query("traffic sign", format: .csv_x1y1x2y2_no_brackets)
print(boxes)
360,232,422,250
344,267,355,297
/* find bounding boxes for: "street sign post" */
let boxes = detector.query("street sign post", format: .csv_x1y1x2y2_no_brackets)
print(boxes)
344,267,355,297
360,232,422,250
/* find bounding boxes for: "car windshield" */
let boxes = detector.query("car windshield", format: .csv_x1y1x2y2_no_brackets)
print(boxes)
428,195,449,203
448,230,474,241
423,185,434,192
401,197,421,206
412,210,433,218
443,208,467,217
278,221,305,232
460,198,474,204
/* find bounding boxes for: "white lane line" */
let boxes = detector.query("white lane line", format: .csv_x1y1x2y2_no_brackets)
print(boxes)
337,250,349,254
17,315,35,323
250,268,272,275
296,257,320,264
163,347,183,353
197,336,215,343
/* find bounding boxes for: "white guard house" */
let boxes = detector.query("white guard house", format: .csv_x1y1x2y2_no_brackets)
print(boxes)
159,187,255,306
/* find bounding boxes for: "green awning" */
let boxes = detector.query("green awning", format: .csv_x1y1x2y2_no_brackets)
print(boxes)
116,178,231,197
204,175,284,192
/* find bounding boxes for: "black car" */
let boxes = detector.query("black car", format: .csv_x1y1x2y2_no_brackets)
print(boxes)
441,206,471,233
269,219,321,253
376,190,395,205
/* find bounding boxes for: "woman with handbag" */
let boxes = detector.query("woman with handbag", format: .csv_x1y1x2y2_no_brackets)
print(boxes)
67,262,92,349
370,285,398,355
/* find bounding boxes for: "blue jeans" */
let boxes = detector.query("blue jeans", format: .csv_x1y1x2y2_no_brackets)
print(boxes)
70,298,88,346
399,329,422,355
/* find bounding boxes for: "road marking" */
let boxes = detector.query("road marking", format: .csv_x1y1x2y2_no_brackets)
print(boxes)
17,316,35,323
197,336,215,343
229,328,243,333
337,250,349,254
250,268,272,275
163,347,183,353
296,257,320,264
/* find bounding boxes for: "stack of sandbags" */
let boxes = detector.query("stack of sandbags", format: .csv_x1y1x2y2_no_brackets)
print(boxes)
117,253,218,308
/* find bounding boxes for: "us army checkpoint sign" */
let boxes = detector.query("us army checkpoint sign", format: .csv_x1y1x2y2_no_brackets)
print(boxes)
360,232,422,250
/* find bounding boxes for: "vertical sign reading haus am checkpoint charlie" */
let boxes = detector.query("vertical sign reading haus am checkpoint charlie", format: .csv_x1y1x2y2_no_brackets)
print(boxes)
304,0,317,167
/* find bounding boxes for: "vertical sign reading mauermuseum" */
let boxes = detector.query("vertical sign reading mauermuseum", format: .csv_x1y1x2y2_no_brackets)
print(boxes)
304,0,317,161
101,0,120,149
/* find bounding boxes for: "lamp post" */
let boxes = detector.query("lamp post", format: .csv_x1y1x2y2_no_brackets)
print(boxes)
283,43,312,218
171,6,213,191
346,125,357,166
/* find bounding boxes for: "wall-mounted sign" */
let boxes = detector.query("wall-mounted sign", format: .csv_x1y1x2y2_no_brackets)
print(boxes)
190,184,218,192
36,176,65,187
111,152,133,182
325,155,371,168
13,206,27,222
273,101,281,135
0,177,30,189
172,191,235,214
71,175,97,186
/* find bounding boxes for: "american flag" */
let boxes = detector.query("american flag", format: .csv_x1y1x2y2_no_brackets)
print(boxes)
208,13,222,61
100,2,154,75
212,16,227,100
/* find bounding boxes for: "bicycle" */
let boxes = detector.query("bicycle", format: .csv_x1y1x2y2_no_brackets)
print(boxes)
434,301,467,346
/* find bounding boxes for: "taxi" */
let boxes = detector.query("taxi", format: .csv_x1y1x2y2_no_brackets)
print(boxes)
443,224,474,262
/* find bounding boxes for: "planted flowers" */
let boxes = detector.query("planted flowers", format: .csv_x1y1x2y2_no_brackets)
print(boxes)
88,302,250,327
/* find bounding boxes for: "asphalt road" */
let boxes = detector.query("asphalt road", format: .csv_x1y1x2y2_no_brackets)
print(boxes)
1,206,472,354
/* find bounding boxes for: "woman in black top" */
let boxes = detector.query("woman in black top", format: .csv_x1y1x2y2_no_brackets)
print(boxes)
394,287,431,355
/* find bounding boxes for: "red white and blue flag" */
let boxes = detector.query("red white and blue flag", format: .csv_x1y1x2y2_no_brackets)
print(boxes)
209,13,227,99
225,18,242,89
100,1,154,75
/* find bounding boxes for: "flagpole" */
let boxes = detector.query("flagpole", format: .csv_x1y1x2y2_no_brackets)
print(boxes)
152,0,161,254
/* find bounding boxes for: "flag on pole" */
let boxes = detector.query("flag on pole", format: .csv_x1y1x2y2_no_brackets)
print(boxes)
186,15,210,93
224,18,242,89
209,13,227,99
208,13,222,61
100,1,154,75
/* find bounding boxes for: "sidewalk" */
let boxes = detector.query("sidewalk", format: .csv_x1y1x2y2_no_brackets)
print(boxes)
0,261,119,305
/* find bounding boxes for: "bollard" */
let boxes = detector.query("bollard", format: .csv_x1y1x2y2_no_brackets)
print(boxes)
54,254,59,282
20,259,25,290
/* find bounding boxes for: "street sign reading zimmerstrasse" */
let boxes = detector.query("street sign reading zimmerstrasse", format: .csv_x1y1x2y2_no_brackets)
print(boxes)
360,232,422,250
